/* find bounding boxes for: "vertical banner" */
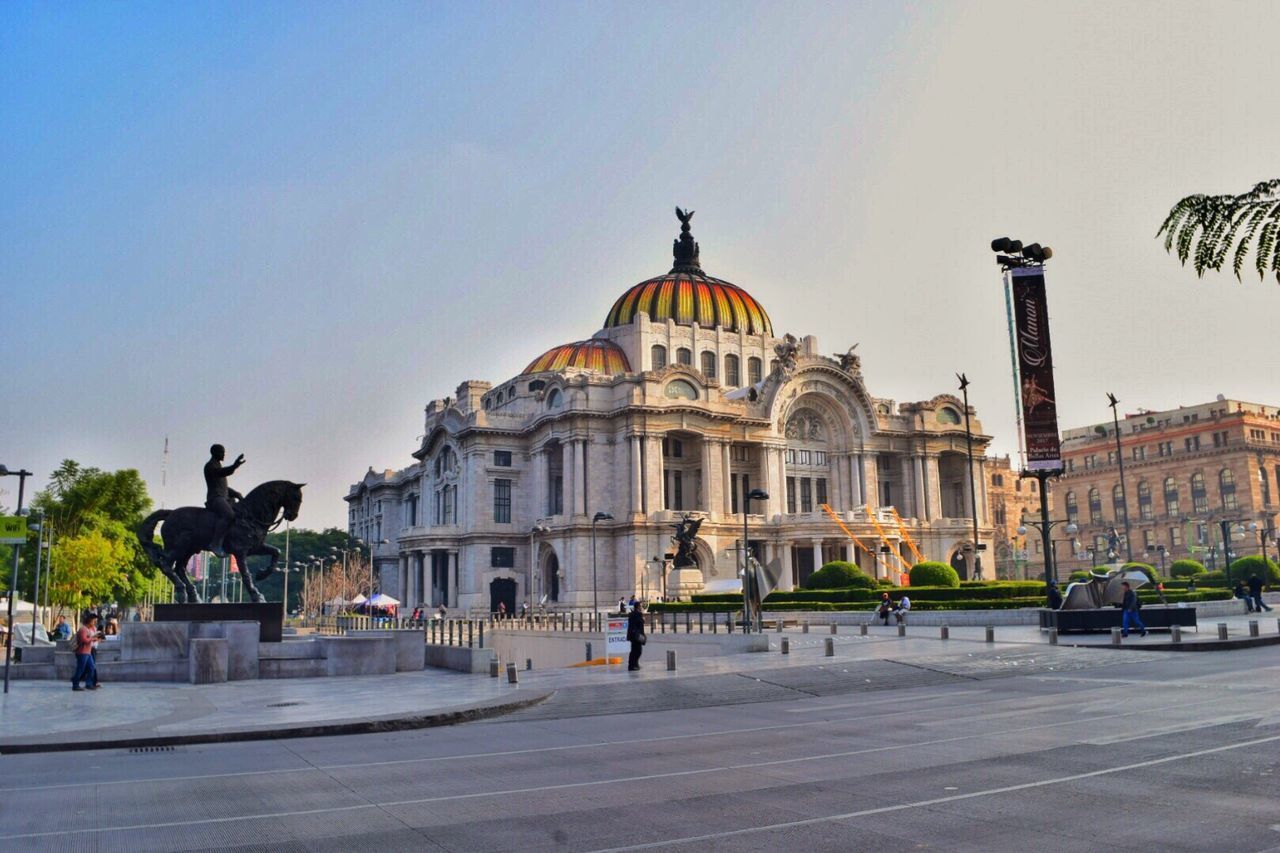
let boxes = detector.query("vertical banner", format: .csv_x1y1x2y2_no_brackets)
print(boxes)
186,553,204,581
1010,267,1062,470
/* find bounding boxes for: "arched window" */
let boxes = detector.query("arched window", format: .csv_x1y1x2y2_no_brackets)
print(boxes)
724,354,741,387
700,350,717,378
747,357,763,385
1088,487,1103,524
651,345,667,370
938,407,962,425
1163,477,1179,515
1064,491,1078,524
676,347,692,366
1137,481,1152,520
1190,472,1208,513
1219,467,1238,510
1112,483,1126,519
546,388,563,410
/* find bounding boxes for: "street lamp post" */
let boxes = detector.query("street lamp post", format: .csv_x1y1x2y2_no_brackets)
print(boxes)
365,538,389,613
743,488,770,632
1221,520,1245,587
1017,512,1078,588
957,374,983,580
1,465,33,694
590,511,613,619
1106,393,1135,563
29,510,45,638
1145,544,1167,577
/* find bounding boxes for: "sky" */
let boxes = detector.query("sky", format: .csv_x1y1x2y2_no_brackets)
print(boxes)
3,1,1279,530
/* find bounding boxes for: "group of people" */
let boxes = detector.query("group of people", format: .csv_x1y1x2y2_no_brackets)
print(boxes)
1233,575,1274,613
874,591,911,625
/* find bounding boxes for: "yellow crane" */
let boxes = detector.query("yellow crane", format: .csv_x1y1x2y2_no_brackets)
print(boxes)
889,507,925,564
865,504,912,576
818,504,892,577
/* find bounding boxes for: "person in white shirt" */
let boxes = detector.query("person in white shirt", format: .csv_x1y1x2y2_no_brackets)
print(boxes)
894,594,911,624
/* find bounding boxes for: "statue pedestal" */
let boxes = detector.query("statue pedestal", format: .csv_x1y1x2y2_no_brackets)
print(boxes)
666,568,705,600
155,603,283,642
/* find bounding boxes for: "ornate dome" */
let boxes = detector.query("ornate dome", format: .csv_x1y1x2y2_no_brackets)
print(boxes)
523,339,631,375
602,209,774,337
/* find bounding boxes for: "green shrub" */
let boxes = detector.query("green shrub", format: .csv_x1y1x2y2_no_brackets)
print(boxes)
909,561,960,588
1170,559,1207,578
1227,555,1280,586
1068,570,1092,582
804,561,876,590
1199,571,1227,586
1121,561,1160,581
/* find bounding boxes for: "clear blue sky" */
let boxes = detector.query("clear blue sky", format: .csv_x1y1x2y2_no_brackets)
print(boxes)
3,1,1278,529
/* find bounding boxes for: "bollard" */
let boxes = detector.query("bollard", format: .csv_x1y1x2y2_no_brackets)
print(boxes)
1048,628,1058,645
985,626,995,643
686,613,691,634
824,637,835,656
478,623,484,648
666,649,677,671
1218,622,1229,641
468,620,474,649
489,658,499,678
1171,624,1182,644
802,620,810,634
781,637,790,655
859,622,868,636
526,658,532,671
585,641,593,662
1111,628,1122,646
776,618,784,633
712,614,718,634
829,623,838,635
940,625,949,640
661,614,666,633
897,623,906,637
506,662,519,684
699,612,704,634
1250,620,1260,638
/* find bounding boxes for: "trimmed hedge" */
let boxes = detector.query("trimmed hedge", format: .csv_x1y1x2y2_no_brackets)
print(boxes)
1121,561,1161,581
1170,559,1207,578
805,561,877,590
1228,555,1280,586
909,561,960,588
651,588,1230,613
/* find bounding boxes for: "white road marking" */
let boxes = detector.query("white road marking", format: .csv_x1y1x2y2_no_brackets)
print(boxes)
587,733,1280,852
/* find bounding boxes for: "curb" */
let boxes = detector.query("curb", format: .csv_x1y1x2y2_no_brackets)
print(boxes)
1061,634,1280,653
0,690,553,755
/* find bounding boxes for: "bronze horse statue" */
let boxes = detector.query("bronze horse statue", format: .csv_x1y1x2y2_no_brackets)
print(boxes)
136,480,304,604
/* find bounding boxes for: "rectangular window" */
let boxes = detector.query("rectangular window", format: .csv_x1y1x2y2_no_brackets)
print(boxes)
550,475,564,515
1185,436,1201,452
1107,451,1116,465
672,471,683,510
814,451,827,466
1262,469,1272,507
815,478,828,507
786,476,797,514
800,478,812,513
663,438,683,458
1132,446,1146,461
1170,527,1183,548
493,478,511,523
490,547,515,568
442,486,454,525
731,445,749,462
785,449,796,464
798,450,811,465
725,356,740,387
493,450,512,467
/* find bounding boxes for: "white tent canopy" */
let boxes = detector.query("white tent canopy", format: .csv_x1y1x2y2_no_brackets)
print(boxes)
366,593,399,606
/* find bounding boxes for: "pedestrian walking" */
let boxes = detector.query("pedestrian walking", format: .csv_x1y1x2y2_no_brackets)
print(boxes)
71,613,101,691
1120,581,1147,638
1247,574,1273,612
626,601,647,671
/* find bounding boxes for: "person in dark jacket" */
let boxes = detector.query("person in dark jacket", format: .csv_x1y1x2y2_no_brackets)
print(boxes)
1233,579,1255,612
1247,574,1273,612
626,601,647,671
1046,582,1064,610
1120,581,1147,638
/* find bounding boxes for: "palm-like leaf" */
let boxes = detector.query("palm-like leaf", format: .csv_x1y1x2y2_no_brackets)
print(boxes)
1157,179,1280,282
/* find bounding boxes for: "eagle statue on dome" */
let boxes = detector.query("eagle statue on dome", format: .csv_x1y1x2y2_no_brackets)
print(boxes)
675,206,694,227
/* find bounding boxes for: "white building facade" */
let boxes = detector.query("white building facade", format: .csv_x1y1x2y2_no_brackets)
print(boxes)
347,212,993,612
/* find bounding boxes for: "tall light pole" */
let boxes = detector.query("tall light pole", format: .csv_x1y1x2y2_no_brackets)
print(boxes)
957,373,982,579
530,522,550,610
591,511,613,616
281,520,291,622
365,537,389,608
1,465,33,694
29,510,45,637
1018,512,1078,588
1106,393,1134,563
743,488,769,632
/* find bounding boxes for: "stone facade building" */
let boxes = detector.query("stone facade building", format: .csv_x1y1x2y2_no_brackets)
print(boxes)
346,212,994,612
1056,397,1280,573
984,454,1049,579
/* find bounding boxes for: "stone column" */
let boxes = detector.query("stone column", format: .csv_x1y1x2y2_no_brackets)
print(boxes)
701,436,716,514
561,440,573,518
645,435,665,513
721,441,734,516
532,448,546,521
900,456,915,517
572,439,586,516
781,542,794,590
447,549,459,609
849,452,863,508
975,457,989,526
914,455,928,521
764,446,780,516
926,455,943,520
829,455,844,512
845,541,856,563
812,538,824,577
630,435,643,515
862,454,878,509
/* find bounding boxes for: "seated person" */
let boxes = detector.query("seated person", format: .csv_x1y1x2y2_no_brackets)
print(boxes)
894,594,912,624
875,592,893,625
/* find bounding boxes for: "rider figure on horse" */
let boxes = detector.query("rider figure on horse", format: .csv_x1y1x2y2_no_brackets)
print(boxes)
204,444,245,558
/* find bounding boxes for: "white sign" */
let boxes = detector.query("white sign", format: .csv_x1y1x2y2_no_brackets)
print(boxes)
605,615,629,659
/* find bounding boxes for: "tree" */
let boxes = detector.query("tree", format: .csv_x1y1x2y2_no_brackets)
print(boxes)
46,529,132,615
1158,179,1280,281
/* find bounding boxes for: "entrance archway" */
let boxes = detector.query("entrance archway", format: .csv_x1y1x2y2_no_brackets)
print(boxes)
489,578,517,614
949,549,970,581
542,552,560,603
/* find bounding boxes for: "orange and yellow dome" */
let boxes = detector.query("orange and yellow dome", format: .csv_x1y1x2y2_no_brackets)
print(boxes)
603,273,773,336
523,339,631,375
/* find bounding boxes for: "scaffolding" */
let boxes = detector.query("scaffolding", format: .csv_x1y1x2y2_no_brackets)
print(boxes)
818,504,892,577
865,504,912,576
889,507,925,564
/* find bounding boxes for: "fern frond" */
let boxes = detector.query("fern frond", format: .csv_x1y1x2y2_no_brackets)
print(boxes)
1255,218,1278,280
1231,205,1270,279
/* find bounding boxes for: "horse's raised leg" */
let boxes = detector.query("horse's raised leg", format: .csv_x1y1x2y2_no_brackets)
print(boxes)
173,547,202,604
252,542,281,583
233,549,266,603
156,552,187,604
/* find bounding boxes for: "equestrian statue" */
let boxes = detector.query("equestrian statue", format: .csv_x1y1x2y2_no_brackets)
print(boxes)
135,444,304,603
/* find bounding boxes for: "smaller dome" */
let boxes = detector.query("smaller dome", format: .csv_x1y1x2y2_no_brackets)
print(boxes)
523,339,631,376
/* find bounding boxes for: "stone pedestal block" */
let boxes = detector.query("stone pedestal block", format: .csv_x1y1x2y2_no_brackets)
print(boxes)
667,568,705,599
319,637,396,676
189,638,229,684
122,622,190,661
192,621,260,680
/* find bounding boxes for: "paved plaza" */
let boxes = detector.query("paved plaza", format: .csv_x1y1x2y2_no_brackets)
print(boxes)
1,616,1279,850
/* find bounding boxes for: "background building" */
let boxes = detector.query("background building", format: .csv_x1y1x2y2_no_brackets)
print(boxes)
985,455,1047,579
347,212,994,612
1057,397,1280,573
